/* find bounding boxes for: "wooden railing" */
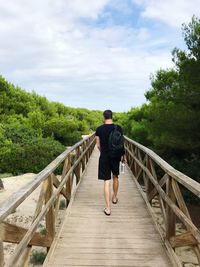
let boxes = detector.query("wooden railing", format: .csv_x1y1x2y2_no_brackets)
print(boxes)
0,134,96,267
124,136,200,267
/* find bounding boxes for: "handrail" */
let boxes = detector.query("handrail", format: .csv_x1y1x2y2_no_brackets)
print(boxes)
125,136,200,198
0,133,96,267
124,136,200,267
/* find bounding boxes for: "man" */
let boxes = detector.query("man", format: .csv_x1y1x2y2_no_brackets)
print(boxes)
95,110,125,216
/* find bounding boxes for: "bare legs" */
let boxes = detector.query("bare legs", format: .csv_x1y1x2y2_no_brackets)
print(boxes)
104,180,111,213
104,176,119,214
112,175,119,202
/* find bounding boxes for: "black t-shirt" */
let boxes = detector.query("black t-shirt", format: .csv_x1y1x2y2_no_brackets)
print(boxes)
95,124,124,156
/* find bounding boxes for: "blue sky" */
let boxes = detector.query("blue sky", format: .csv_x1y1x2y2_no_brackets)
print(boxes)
0,0,199,111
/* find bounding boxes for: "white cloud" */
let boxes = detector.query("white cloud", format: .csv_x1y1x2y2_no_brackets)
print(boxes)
132,0,200,27
0,0,178,111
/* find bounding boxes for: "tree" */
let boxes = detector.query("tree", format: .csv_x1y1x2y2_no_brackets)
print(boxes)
145,16,200,152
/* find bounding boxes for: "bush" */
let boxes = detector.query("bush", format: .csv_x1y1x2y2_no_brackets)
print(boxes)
59,199,66,210
0,137,65,175
30,250,46,265
38,224,47,235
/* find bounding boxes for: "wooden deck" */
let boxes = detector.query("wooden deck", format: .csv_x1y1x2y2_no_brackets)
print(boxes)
43,147,172,267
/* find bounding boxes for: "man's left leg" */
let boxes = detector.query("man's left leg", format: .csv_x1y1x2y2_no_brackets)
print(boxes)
104,179,111,214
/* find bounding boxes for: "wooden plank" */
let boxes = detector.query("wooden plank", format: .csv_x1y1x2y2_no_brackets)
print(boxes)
65,155,72,204
52,173,67,198
49,257,171,266
0,238,4,267
171,179,190,218
147,174,168,201
0,222,52,247
45,175,55,241
170,231,198,248
166,177,176,239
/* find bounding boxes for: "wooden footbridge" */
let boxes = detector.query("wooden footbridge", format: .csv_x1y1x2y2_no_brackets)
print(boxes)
0,134,200,267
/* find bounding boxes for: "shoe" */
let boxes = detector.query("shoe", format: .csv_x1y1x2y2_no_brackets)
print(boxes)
112,197,118,204
103,208,111,216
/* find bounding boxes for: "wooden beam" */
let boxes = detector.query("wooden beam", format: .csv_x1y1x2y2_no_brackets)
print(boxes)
170,232,198,248
52,173,67,198
148,174,168,201
0,222,52,247
171,179,190,218
0,238,4,267
45,175,55,242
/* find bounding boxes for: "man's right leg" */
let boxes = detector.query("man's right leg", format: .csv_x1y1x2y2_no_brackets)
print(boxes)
112,175,119,202
104,179,111,214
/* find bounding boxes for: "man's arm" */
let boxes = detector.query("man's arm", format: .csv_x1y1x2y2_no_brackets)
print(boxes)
96,136,101,151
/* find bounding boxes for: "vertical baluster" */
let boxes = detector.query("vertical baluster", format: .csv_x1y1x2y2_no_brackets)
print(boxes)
146,157,156,204
0,238,4,267
45,174,55,250
81,142,86,172
166,177,176,240
75,147,81,184
65,154,72,206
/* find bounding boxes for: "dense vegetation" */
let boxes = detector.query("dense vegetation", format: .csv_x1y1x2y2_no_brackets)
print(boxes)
0,16,199,200
0,77,102,174
119,16,200,194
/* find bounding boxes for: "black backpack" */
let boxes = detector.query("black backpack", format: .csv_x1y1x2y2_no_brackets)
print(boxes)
108,125,124,158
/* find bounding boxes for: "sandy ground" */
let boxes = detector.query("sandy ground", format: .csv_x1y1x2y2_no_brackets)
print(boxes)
0,175,199,266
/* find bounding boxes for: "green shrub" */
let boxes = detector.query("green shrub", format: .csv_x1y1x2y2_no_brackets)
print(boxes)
30,250,46,265
38,224,47,236
59,199,66,210
0,137,65,175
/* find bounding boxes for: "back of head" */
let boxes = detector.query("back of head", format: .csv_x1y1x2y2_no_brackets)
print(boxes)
103,110,112,120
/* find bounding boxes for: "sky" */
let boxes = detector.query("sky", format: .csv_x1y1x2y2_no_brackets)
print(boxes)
0,0,200,112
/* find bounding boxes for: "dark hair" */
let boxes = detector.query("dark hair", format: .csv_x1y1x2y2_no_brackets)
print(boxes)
103,110,112,119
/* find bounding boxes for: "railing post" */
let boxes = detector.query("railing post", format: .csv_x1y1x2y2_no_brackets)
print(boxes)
75,147,81,184
65,154,72,206
81,142,86,172
86,139,89,163
146,157,155,203
0,238,4,267
166,177,176,240
45,175,55,249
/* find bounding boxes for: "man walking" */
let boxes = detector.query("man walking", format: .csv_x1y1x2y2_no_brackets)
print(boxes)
95,110,125,216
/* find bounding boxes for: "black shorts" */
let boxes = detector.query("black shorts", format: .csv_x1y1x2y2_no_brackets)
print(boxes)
98,155,120,180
